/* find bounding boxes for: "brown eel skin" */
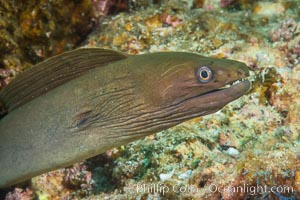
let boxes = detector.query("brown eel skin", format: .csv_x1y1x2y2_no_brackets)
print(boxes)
0,48,250,188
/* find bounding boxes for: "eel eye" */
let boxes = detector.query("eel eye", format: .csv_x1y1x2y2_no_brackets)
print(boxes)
196,66,213,83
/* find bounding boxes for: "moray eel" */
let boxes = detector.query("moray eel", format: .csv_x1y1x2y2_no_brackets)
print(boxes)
0,48,250,188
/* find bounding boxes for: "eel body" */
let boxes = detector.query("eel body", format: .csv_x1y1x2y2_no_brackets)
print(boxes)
0,48,250,188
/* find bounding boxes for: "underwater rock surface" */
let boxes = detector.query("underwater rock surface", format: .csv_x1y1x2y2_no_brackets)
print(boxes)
2,0,299,199
0,0,105,88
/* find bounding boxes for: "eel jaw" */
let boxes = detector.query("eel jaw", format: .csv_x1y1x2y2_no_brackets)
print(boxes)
198,79,251,106
178,79,251,116
214,79,250,98
203,78,251,96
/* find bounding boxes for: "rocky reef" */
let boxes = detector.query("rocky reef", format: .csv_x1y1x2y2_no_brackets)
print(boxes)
0,0,116,88
2,0,299,199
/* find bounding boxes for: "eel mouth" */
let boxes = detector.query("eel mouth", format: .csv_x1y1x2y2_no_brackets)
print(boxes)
205,78,250,96
200,78,251,101
177,78,251,111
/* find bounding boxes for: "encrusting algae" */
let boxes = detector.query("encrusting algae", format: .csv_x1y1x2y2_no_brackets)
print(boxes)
1,0,300,199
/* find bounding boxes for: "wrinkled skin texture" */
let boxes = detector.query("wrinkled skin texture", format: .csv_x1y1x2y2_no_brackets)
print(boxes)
0,49,250,188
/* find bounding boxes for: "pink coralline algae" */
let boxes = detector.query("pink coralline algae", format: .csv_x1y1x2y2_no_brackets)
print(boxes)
92,0,127,17
63,163,94,195
5,188,34,200
220,0,236,7
161,14,182,27
0,68,17,88
270,18,299,42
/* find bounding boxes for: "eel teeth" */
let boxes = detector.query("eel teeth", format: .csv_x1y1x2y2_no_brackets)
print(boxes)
220,78,247,89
